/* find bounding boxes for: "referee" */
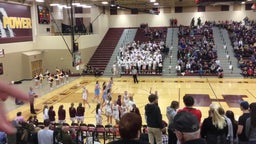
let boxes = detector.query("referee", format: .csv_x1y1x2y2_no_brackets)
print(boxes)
132,66,139,84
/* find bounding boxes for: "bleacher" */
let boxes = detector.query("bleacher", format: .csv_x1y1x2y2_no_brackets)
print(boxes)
176,24,222,77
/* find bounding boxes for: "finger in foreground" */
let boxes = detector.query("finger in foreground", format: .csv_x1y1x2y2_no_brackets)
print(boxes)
0,102,16,134
0,81,29,101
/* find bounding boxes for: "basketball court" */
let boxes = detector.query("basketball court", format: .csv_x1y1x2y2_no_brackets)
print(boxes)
7,76,256,125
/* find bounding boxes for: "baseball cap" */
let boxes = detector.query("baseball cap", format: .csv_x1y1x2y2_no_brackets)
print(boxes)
240,101,249,110
173,111,199,132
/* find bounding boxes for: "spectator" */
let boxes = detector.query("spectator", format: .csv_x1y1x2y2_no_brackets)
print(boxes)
145,94,163,144
37,119,53,144
201,104,228,144
108,112,148,144
131,104,141,118
173,111,206,144
0,131,7,144
237,101,250,144
246,102,256,143
226,110,238,144
178,95,202,123
218,107,233,144
162,121,168,144
56,126,75,144
15,112,25,124
166,100,179,144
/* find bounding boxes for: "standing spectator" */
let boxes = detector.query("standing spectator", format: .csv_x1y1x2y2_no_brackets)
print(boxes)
237,101,250,144
178,95,202,123
201,104,228,144
226,110,238,144
218,107,234,144
132,66,139,84
58,105,66,124
69,103,76,124
82,86,91,108
131,104,141,118
95,103,102,125
76,103,85,124
145,94,163,144
173,111,206,144
48,106,56,124
38,119,53,144
28,87,37,114
43,105,49,120
166,100,179,144
246,102,256,144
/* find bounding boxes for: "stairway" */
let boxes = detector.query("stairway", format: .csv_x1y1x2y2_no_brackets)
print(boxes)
212,27,241,77
162,28,179,77
103,29,137,76
87,28,124,73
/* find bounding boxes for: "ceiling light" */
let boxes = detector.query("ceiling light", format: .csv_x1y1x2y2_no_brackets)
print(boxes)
102,1,108,5
36,0,44,2
50,3,59,6
72,3,80,6
241,1,245,4
63,5,71,9
247,0,252,1
154,2,159,6
82,5,92,8
150,0,156,2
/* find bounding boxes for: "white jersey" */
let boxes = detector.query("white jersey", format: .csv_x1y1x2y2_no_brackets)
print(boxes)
82,88,88,100
112,105,120,121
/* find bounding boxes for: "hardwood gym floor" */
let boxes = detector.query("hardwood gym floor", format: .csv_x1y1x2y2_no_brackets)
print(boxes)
7,76,256,125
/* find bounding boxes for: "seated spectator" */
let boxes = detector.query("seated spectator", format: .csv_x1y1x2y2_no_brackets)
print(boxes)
0,131,7,144
15,112,25,124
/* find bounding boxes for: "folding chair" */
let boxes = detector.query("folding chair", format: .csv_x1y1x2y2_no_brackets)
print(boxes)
105,124,116,141
95,124,106,144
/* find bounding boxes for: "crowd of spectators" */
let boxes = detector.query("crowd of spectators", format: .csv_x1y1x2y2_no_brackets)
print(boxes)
224,19,256,78
140,24,166,42
177,23,223,77
116,40,166,75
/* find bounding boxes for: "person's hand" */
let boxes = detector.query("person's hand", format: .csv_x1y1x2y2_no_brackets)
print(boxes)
0,81,29,133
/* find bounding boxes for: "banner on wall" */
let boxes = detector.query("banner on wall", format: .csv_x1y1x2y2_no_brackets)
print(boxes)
0,2,32,43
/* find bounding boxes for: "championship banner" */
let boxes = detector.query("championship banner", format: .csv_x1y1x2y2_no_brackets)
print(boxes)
0,2,32,43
